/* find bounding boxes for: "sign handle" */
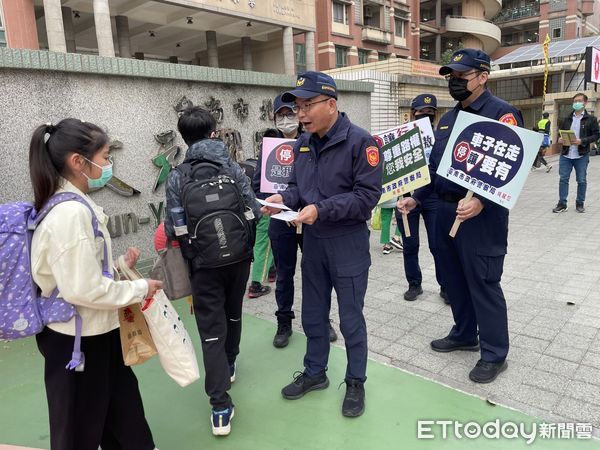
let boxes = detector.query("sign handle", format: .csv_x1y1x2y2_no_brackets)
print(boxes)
449,190,474,238
402,212,411,238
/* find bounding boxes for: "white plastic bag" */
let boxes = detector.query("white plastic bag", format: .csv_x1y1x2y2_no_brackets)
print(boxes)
117,257,200,387
141,290,200,387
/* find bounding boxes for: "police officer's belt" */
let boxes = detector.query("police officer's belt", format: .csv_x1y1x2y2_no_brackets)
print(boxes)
439,193,463,203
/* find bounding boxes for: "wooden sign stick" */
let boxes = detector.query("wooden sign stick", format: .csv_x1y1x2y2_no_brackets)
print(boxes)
449,190,474,238
401,212,411,238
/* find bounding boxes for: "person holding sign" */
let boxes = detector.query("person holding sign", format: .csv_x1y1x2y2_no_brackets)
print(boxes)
262,71,382,417
395,94,447,303
398,49,523,384
552,93,599,214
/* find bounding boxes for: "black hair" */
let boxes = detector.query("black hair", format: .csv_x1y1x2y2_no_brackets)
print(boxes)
177,106,216,146
542,112,549,118
29,118,108,211
573,93,588,102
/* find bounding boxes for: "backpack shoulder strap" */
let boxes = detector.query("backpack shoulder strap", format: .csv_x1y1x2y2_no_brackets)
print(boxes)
33,192,112,279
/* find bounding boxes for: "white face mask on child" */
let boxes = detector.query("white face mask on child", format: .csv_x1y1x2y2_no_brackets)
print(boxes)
276,117,299,135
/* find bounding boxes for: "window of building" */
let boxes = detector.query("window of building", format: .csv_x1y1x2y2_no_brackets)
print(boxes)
552,27,562,39
333,1,348,24
0,3,6,48
358,49,369,64
295,43,306,74
335,45,348,68
363,4,381,28
394,17,406,38
378,52,389,61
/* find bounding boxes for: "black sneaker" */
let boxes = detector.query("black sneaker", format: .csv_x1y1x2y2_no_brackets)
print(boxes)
403,285,423,301
342,379,365,417
439,289,450,304
430,336,480,353
469,359,508,383
329,320,338,342
552,202,568,213
248,282,271,298
282,371,329,400
273,322,292,348
576,203,585,213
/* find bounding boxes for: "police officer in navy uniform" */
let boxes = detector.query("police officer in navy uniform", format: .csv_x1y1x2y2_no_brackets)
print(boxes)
396,94,447,303
262,71,382,416
253,94,337,347
398,49,523,383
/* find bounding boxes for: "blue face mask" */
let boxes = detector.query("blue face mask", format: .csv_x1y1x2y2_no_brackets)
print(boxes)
573,102,585,111
83,156,113,189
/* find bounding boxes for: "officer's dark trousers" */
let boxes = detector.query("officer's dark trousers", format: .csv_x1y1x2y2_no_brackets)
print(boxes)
301,227,369,382
435,200,509,363
396,195,444,288
190,259,251,409
269,221,303,324
36,327,155,450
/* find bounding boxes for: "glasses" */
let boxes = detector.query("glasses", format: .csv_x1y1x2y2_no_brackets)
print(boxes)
296,98,330,112
444,70,481,81
275,110,298,120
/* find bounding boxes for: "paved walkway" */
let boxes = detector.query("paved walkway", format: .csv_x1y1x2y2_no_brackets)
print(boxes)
243,153,600,437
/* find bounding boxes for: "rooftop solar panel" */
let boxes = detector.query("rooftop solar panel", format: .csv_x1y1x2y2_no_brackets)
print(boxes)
493,36,600,66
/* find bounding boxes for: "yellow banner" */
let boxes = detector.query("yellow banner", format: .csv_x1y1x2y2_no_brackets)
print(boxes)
542,34,551,103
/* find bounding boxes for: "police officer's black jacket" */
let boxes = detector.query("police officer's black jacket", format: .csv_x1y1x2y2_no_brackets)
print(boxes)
414,89,523,256
558,111,599,156
281,113,382,238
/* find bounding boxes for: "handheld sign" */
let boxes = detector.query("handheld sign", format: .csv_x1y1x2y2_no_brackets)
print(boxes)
374,119,433,237
260,137,296,193
436,111,542,235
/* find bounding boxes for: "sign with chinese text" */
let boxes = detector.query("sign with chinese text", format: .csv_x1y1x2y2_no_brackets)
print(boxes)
377,127,430,204
437,111,541,209
375,117,435,162
260,137,296,193
585,46,600,84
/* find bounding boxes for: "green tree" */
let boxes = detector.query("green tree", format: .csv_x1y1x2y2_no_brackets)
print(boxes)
440,43,464,65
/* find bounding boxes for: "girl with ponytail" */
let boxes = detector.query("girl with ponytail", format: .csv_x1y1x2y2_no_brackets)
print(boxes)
29,118,161,450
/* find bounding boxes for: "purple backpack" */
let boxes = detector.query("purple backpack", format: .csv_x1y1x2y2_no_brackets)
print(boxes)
0,192,112,370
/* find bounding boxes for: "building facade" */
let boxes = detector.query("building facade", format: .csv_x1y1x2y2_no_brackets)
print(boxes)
0,0,317,74
491,0,600,60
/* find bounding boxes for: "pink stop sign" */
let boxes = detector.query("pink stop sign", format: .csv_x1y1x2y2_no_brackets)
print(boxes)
453,141,471,162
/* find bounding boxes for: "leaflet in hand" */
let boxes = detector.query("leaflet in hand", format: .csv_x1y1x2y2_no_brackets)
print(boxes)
559,130,577,146
256,199,291,211
271,210,299,222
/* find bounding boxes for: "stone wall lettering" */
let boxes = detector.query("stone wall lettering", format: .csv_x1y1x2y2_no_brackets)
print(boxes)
260,99,274,121
233,98,249,122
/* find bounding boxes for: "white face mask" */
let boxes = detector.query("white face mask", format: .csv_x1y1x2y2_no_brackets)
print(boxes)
276,116,299,135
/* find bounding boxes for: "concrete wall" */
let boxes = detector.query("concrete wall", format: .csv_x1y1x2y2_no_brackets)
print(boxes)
0,49,372,259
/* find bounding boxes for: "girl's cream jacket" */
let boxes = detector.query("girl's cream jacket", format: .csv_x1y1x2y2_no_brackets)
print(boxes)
31,180,148,336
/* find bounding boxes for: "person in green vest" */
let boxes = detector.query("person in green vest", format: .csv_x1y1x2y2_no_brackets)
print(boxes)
533,112,552,173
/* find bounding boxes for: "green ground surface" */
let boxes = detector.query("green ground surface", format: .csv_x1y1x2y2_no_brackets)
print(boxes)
1,304,598,450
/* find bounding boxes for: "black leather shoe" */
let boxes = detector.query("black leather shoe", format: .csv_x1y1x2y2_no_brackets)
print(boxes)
273,322,292,348
282,371,329,400
430,336,479,353
329,321,338,342
469,359,508,383
404,285,423,301
342,380,365,417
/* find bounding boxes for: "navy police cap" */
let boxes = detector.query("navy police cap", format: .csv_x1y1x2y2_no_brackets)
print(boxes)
439,49,491,76
281,71,338,102
411,94,438,111
273,94,296,113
